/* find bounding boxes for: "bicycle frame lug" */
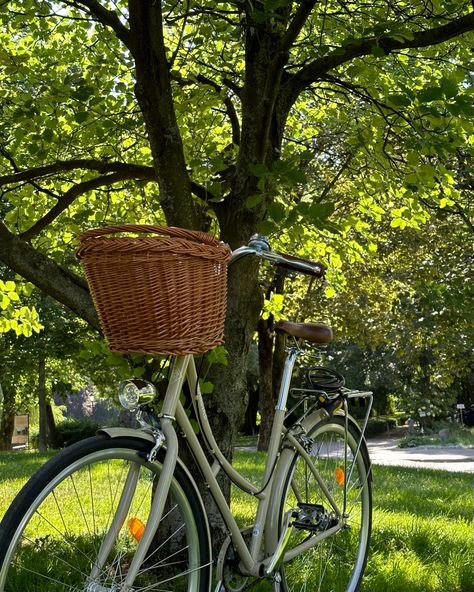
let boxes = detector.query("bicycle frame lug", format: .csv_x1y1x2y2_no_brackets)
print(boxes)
295,433,316,454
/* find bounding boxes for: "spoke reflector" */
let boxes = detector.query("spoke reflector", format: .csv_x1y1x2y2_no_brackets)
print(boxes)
128,517,145,541
335,467,345,485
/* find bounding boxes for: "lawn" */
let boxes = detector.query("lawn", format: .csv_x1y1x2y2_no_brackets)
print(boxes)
0,449,472,592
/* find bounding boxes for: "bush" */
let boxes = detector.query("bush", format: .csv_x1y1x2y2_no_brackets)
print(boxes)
363,418,397,438
55,419,100,448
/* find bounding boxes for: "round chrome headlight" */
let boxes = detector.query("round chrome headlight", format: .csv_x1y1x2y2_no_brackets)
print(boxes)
118,379,157,410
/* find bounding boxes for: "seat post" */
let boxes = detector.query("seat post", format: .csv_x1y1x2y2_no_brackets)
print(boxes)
276,346,300,411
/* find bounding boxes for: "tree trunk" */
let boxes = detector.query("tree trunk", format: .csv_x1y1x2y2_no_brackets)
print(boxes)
257,318,274,452
0,382,15,451
46,402,58,449
257,268,287,451
38,354,47,452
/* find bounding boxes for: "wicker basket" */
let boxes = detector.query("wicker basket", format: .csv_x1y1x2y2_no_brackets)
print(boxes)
77,224,231,355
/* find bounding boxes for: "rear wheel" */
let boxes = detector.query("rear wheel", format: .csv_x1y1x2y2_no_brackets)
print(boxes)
275,416,372,592
0,435,211,592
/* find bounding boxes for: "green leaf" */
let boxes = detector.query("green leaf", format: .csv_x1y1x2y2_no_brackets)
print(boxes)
371,46,387,57
387,94,411,108
206,346,228,366
245,194,264,209
42,128,54,142
418,87,443,103
267,201,286,223
249,163,269,177
440,77,458,99
74,111,89,123
1,294,10,310
325,286,336,298
199,380,214,394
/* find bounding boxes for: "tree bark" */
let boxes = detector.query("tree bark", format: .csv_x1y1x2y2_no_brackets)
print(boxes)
257,317,274,452
0,382,15,451
128,0,202,230
46,402,58,449
38,354,47,452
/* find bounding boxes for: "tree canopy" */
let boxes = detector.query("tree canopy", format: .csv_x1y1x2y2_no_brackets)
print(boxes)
0,1,473,453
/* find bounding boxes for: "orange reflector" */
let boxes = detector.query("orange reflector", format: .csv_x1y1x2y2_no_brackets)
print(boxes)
335,467,345,485
128,517,145,542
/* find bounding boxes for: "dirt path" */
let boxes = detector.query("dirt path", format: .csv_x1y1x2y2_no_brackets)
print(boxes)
367,429,474,473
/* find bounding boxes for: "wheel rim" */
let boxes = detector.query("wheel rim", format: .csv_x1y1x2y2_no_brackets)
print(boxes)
279,422,371,592
0,446,204,591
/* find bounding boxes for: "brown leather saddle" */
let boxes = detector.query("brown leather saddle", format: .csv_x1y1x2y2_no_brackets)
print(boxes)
275,320,333,344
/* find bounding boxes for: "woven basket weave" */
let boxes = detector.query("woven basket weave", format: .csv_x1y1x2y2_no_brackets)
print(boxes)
77,224,231,355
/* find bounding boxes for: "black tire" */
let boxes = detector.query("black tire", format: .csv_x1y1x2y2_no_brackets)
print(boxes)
275,416,372,592
0,435,211,592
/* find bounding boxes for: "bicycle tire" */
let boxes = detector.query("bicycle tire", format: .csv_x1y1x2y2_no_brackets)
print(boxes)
272,416,372,592
0,435,211,592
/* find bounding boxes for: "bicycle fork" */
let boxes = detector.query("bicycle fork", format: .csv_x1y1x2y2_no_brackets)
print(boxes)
85,357,189,592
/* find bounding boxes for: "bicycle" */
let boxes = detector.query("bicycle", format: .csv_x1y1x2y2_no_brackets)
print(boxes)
0,233,373,592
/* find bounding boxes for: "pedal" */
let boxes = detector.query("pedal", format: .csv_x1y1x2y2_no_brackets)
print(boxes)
293,503,338,532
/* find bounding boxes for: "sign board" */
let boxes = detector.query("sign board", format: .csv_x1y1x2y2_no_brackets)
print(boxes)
419,411,427,417
456,403,465,410
11,414,29,448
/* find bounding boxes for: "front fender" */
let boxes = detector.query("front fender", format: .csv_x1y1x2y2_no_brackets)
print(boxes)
97,426,207,499
97,426,212,588
98,426,156,445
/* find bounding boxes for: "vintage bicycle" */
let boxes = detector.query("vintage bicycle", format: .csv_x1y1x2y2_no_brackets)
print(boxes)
0,228,373,592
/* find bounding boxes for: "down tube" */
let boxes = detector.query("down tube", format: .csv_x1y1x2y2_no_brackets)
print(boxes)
174,401,256,574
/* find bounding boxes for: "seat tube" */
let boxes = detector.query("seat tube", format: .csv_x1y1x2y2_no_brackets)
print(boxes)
250,347,299,559
263,347,299,480
262,346,299,480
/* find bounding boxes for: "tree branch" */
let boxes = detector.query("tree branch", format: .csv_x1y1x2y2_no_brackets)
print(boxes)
0,221,100,329
0,160,155,186
19,170,157,241
280,0,317,54
63,0,131,49
195,74,241,145
287,11,474,96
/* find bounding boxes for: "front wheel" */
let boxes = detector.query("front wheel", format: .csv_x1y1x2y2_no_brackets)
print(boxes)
272,416,372,592
0,435,211,592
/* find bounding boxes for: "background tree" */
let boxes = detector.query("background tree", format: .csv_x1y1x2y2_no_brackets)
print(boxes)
0,294,94,450
0,1,473,536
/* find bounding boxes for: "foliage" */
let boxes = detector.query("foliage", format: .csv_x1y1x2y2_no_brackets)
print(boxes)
0,278,42,336
399,426,474,449
45,418,100,449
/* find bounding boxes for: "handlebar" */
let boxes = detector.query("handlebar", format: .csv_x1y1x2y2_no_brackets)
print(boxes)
230,235,325,278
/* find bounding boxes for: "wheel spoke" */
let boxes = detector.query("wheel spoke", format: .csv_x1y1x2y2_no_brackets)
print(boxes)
0,438,210,592
278,419,371,592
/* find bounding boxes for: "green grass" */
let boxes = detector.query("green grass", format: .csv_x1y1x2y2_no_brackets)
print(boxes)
0,450,55,515
1,449,473,592
230,452,473,592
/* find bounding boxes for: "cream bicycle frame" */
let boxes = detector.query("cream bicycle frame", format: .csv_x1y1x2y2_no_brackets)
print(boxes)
118,344,373,589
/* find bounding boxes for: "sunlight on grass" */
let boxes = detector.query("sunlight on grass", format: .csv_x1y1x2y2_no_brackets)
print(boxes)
0,451,53,518
1,449,473,591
